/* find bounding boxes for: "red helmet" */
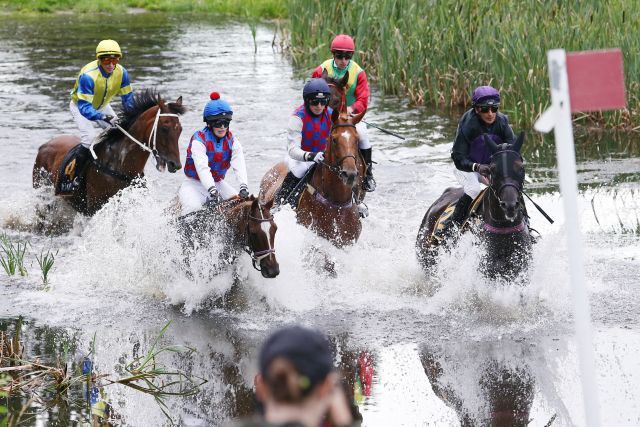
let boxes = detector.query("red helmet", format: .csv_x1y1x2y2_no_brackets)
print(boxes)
331,34,355,52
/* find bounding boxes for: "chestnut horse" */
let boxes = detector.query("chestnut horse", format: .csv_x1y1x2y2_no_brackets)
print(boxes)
416,132,532,279
259,89,366,247
33,89,185,215
179,196,280,278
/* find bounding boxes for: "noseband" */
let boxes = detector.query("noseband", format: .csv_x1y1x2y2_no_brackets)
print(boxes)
489,149,524,202
243,204,276,272
321,123,358,174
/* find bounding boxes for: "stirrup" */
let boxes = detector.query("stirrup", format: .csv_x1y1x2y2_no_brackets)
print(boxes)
363,175,376,192
358,202,369,218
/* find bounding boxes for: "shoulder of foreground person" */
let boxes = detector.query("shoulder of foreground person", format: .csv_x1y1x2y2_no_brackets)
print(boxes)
223,417,305,427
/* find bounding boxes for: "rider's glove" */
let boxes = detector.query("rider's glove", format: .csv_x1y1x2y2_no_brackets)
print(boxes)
475,164,491,177
103,115,116,125
239,184,249,199
305,151,325,164
207,185,221,202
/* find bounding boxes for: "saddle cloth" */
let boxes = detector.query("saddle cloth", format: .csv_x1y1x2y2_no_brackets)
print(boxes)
431,188,487,238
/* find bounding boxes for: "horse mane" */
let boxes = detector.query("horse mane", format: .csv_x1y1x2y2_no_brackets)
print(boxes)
98,88,186,145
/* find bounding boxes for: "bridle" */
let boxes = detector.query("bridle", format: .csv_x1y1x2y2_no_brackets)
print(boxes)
488,149,524,204
243,203,276,272
91,106,180,166
320,123,358,174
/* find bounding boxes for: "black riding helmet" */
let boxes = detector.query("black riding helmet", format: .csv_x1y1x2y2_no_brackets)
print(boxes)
303,78,331,111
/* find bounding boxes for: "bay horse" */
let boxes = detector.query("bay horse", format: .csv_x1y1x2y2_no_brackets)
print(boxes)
33,89,185,215
259,90,366,247
416,132,532,279
179,196,279,279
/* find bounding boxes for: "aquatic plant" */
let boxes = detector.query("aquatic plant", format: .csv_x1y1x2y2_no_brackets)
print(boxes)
35,248,57,289
0,233,28,277
288,0,640,129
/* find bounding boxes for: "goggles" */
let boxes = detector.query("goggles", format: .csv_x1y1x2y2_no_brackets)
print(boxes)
208,118,231,129
333,51,353,60
309,98,329,106
99,56,120,65
479,105,499,113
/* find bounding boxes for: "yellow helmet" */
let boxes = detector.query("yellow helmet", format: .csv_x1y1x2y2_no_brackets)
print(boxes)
95,40,122,58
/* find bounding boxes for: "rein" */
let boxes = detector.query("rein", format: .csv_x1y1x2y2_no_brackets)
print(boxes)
90,107,180,162
243,203,276,272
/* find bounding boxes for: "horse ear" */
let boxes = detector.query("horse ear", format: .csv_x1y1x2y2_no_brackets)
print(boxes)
339,71,349,88
264,198,274,210
512,131,525,152
350,109,366,125
331,105,340,123
175,96,183,106
321,69,329,81
483,134,499,153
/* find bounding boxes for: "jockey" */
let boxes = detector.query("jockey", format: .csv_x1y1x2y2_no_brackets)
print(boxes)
312,34,376,192
436,85,515,238
179,92,249,216
69,39,134,167
275,78,331,207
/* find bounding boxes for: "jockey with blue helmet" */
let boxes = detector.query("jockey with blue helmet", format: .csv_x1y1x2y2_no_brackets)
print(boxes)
275,78,333,208
436,85,515,238
178,92,249,215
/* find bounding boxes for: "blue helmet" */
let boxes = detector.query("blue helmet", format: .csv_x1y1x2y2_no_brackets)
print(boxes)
472,86,501,107
303,78,331,101
203,92,233,121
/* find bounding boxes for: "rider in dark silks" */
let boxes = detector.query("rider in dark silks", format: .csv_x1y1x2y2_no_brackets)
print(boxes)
435,85,516,239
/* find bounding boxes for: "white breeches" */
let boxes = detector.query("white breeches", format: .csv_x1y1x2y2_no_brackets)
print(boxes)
356,121,371,149
69,101,116,147
178,177,237,216
454,168,484,199
286,156,315,179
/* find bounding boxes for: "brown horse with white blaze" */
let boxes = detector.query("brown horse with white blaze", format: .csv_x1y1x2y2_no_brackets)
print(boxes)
33,89,185,215
259,91,366,247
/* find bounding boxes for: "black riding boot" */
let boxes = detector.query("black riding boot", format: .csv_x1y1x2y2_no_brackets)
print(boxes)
360,148,376,192
274,172,301,207
434,194,473,240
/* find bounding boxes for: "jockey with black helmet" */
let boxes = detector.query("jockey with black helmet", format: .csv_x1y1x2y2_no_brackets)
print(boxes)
436,85,516,239
275,78,333,207
312,34,376,192
179,92,249,215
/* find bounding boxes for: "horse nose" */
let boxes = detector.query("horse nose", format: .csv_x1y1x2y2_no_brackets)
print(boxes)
261,262,280,278
339,170,357,187
168,161,182,173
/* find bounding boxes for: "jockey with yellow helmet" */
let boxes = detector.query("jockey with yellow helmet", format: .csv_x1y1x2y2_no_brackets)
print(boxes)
312,34,376,192
178,92,249,216
70,39,134,148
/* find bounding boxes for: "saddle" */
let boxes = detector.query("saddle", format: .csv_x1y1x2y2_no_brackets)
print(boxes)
431,188,487,241
56,144,91,195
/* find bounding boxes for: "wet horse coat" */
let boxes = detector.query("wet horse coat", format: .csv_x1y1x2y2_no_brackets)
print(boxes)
33,89,184,215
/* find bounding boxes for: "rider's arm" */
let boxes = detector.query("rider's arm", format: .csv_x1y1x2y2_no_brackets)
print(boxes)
189,136,216,191
230,138,249,188
119,67,134,111
286,115,308,162
351,71,369,114
451,123,475,172
76,75,104,121
311,65,324,78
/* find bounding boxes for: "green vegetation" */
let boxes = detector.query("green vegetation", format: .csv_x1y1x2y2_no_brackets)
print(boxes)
0,0,287,18
288,1,640,129
35,248,57,288
0,233,28,277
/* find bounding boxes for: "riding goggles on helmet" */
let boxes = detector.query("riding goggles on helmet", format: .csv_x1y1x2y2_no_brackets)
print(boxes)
333,50,353,60
309,98,329,106
479,105,499,113
99,55,120,65
208,118,231,128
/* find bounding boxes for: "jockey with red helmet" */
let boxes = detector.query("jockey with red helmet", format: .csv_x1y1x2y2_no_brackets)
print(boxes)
178,92,249,215
436,85,515,239
312,34,376,193
275,78,332,208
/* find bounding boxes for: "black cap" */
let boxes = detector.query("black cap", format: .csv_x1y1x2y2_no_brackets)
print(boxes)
259,326,334,390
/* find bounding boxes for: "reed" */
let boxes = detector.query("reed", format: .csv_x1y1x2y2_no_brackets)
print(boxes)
0,233,28,277
35,249,57,288
287,0,640,129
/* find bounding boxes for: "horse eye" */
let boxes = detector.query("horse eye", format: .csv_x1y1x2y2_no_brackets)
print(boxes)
159,125,169,134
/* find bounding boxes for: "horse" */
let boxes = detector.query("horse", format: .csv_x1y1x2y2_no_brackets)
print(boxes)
179,196,279,279
259,83,366,247
33,89,185,215
416,132,532,279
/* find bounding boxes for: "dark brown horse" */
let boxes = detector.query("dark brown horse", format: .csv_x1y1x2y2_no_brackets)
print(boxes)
259,90,366,247
179,196,280,278
33,89,185,215
416,132,532,279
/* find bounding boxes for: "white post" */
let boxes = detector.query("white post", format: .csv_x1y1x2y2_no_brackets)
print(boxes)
535,49,601,426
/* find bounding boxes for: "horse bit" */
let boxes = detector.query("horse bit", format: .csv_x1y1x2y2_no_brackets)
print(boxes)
243,204,276,272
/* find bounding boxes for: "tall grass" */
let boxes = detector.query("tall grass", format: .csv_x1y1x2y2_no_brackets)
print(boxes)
288,1,640,129
0,233,28,277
